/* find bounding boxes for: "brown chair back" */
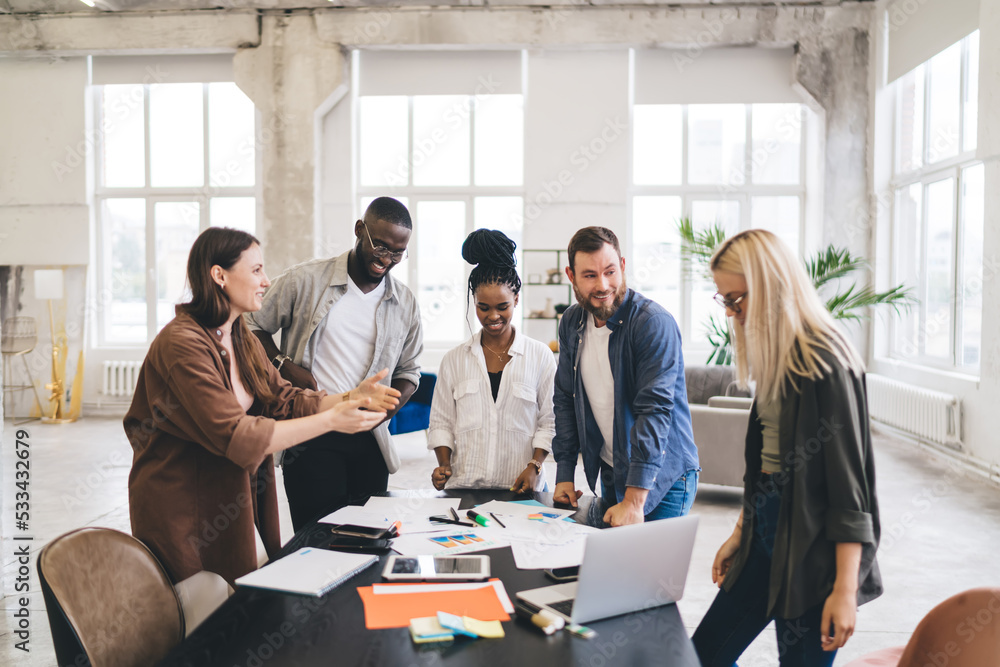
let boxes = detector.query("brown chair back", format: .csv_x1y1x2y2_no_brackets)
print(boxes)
38,527,184,667
898,587,1000,667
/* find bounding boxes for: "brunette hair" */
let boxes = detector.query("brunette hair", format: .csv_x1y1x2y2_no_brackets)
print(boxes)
567,226,621,270
180,227,276,404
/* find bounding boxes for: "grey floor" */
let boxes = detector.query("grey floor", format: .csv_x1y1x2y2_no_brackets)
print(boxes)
3,417,1000,666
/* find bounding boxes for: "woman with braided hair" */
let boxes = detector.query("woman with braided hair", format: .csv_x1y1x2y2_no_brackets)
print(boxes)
427,229,557,493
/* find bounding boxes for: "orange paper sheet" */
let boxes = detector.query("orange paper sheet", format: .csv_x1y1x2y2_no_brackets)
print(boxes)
357,580,511,630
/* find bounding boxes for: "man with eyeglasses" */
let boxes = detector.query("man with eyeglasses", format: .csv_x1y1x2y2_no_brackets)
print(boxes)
247,197,423,530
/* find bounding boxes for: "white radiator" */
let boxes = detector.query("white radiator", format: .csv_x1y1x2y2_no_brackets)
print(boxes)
102,360,142,398
867,374,962,448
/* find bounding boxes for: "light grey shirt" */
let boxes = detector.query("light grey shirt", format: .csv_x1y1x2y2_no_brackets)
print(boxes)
245,250,423,473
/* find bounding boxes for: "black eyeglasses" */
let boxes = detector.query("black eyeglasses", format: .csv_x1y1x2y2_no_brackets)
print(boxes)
362,222,407,262
713,292,747,314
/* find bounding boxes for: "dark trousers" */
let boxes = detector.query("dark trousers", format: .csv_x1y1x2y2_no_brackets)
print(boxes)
281,430,388,532
692,480,837,667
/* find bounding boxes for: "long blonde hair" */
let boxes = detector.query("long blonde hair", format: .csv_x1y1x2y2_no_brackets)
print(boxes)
709,229,864,405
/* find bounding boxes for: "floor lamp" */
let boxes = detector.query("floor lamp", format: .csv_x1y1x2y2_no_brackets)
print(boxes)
34,269,75,424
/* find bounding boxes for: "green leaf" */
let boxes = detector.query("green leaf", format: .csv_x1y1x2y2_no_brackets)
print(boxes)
674,216,915,365
806,245,869,289
676,217,728,280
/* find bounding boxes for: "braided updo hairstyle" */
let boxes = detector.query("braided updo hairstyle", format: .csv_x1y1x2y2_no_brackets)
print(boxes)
462,229,522,301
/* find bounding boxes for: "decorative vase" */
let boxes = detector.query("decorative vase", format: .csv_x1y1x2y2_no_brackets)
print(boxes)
542,298,557,319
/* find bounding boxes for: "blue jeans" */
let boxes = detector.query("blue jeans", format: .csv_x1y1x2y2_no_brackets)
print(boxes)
600,464,698,520
692,480,837,667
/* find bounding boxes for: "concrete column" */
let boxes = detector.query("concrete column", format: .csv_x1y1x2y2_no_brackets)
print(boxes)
794,27,873,356
234,14,344,274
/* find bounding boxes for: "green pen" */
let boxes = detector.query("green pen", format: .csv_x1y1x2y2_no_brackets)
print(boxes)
466,509,491,527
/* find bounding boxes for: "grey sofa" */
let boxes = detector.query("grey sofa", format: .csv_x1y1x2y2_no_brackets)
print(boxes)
685,365,754,488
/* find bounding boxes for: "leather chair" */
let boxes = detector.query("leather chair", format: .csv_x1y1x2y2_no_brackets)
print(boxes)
38,527,231,667
844,587,1000,666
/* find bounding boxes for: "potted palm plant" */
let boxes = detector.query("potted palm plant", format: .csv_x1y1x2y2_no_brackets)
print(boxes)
676,218,915,365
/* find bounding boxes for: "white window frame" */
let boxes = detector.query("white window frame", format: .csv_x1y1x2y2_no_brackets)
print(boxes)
628,103,808,348
92,83,257,347
353,93,526,348
888,32,980,373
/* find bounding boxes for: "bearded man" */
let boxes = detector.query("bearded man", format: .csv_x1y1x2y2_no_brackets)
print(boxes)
551,226,700,526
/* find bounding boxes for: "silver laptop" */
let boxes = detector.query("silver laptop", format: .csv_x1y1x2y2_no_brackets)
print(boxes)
515,514,699,625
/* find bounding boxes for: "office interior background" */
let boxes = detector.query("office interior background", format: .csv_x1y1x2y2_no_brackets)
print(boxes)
1,0,999,664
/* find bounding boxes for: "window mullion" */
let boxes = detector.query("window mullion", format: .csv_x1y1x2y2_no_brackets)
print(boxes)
202,83,211,229
144,85,152,189
468,94,476,190
407,97,415,188
144,86,157,341
146,197,157,342
952,168,962,367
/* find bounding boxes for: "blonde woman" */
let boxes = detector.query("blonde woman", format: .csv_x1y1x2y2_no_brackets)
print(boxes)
692,230,881,667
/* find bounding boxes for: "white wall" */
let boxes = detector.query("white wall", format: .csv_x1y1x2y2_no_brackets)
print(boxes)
0,57,90,265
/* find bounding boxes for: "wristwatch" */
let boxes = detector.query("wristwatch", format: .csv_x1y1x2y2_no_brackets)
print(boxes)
526,459,542,473
272,354,292,371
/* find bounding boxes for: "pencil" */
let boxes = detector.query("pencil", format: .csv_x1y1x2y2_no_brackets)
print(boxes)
489,512,506,528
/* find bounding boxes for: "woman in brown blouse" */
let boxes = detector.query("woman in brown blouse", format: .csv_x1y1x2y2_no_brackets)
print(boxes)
125,227,399,586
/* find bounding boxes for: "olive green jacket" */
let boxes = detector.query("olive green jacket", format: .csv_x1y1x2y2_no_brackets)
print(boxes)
723,350,882,619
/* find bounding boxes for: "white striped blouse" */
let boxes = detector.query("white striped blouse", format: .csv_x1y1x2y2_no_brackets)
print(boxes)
427,329,556,491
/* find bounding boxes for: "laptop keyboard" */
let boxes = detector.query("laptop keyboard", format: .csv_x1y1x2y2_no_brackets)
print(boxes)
548,599,575,617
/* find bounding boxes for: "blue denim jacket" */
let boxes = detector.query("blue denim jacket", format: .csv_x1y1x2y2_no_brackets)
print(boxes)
552,289,699,515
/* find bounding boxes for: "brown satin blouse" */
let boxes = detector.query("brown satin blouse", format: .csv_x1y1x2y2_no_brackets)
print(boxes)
124,310,325,586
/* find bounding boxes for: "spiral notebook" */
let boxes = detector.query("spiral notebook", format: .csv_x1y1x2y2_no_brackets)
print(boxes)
235,547,379,597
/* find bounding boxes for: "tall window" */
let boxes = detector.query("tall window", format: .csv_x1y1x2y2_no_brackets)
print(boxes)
630,102,807,345
355,93,525,346
95,82,257,345
891,31,981,371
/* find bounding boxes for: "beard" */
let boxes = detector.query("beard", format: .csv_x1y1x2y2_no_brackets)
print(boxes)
573,276,627,323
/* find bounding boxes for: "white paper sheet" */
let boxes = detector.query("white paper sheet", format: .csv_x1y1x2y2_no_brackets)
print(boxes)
390,531,508,557
473,500,578,521
510,536,588,570
319,497,464,535
363,496,462,518
318,506,396,529
371,580,514,613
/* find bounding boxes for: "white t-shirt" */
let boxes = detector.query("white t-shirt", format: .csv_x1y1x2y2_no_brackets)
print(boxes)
580,313,616,466
311,275,385,393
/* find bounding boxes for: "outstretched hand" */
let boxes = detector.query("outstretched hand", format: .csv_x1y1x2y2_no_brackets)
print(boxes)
352,368,401,413
327,398,385,433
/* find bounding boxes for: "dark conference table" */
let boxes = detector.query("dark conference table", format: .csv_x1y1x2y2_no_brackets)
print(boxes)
158,490,701,667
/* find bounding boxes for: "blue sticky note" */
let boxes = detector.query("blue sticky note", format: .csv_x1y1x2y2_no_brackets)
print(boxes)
510,499,547,507
437,611,478,638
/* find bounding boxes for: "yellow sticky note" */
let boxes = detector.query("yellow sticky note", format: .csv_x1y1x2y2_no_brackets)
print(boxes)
409,616,454,644
463,616,505,639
